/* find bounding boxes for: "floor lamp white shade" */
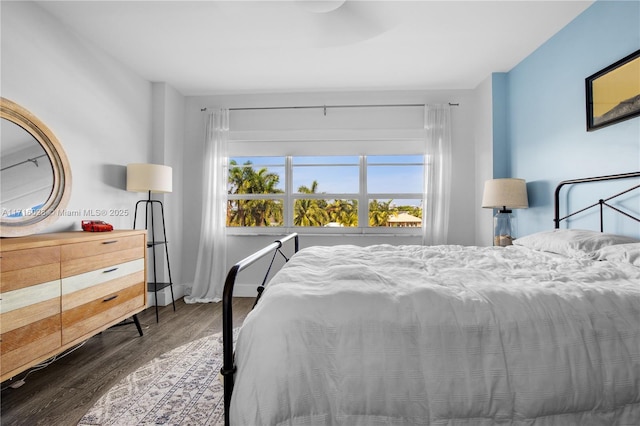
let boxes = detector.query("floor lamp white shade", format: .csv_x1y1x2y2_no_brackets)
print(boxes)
126,163,172,193
126,163,176,321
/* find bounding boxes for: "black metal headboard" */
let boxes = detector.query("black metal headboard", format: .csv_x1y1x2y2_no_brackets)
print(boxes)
554,171,640,231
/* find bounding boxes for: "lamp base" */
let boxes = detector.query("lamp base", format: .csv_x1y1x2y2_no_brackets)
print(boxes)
494,235,513,247
493,209,516,247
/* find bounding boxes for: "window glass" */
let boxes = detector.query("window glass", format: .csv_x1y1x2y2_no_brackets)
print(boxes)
293,156,359,194
227,154,423,230
227,198,283,227
228,157,284,194
293,166,359,194
293,199,358,227
368,165,423,193
368,198,422,227
367,155,423,194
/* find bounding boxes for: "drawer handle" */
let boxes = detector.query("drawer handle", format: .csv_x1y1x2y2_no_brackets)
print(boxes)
102,240,118,245
103,267,118,273
103,295,118,302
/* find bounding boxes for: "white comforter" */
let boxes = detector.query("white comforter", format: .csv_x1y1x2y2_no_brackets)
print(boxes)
230,244,640,425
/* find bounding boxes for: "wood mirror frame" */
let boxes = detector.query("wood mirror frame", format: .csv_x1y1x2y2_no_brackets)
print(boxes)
1,97,72,237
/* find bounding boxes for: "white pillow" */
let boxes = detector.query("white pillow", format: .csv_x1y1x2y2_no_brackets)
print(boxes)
513,229,639,259
593,243,640,266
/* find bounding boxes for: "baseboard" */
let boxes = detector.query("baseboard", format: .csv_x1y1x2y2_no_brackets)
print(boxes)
233,282,259,298
152,283,256,305
147,283,185,307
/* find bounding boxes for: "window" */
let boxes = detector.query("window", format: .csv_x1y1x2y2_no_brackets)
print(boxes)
293,156,359,226
227,157,284,227
367,155,423,228
227,155,424,231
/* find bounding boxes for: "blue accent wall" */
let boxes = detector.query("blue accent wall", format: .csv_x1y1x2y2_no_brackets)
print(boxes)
499,0,640,238
492,73,509,178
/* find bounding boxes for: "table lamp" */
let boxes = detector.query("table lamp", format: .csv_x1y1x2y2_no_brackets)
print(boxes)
482,178,528,246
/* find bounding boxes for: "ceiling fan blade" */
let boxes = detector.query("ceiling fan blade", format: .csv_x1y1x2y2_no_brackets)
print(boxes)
298,0,404,47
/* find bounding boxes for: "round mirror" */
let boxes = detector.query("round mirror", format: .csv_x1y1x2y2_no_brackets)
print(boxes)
1,98,72,237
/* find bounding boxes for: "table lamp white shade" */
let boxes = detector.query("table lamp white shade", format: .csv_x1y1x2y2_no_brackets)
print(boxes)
126,163,173,193
482,178,528,210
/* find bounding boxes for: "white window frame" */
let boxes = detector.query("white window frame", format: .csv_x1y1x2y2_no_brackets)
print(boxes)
227,153,424,236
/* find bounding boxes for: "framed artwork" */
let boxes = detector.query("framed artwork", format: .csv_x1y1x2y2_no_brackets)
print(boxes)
585,49,640,131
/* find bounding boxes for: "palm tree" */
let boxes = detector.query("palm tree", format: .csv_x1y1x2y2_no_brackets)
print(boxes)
368,199,392,227
327,199,358,227
294,180,329,226
227,160,283,226
296,180,320,195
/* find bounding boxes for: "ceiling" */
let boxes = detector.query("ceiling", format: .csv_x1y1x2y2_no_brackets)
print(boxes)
36,0,594,96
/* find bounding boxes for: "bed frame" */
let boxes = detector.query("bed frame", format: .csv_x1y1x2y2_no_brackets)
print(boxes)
554,171,640,230
221,232,299,426
221,171,640,426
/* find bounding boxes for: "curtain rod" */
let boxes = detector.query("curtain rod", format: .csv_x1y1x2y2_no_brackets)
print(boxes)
201,102,459,113
1,154,48,172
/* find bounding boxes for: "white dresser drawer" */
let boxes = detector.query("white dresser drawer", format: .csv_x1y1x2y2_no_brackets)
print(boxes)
61,258,145,296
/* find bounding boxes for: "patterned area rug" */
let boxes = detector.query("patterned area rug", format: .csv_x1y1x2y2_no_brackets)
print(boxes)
78,330,232,425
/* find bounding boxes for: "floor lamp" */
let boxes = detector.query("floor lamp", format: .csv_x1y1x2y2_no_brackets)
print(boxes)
127,163,176,322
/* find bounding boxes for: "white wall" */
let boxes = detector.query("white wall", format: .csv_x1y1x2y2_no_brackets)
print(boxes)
0,2,185,305
182,90,479,294
1,1,152,233
472,76,495,246
150,83,186,302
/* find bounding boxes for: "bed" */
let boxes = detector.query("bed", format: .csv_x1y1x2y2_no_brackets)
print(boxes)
221,172,640,425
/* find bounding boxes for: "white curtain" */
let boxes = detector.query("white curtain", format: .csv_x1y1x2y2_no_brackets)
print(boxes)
184,109,229,303
422,104,452,246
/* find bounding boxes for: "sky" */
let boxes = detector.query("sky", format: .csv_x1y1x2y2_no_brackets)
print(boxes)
231,155,423,203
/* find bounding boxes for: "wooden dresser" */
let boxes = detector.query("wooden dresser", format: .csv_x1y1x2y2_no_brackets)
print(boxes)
0,230,147,382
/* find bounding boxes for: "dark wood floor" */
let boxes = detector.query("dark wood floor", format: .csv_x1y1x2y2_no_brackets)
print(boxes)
1,297,254,426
